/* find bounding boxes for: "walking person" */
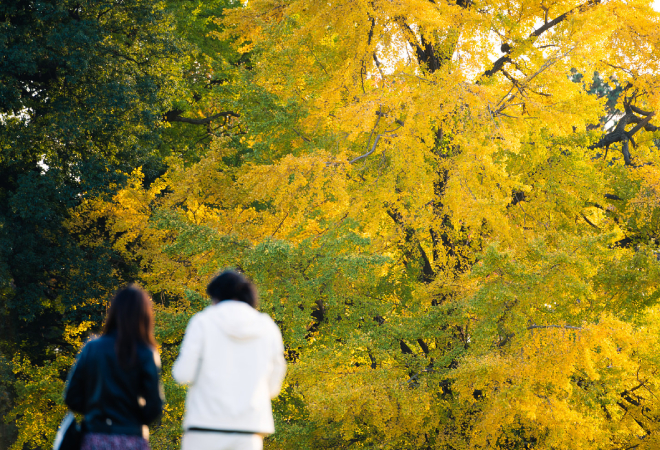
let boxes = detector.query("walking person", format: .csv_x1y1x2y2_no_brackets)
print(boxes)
65,285,164,450
172,270,287,450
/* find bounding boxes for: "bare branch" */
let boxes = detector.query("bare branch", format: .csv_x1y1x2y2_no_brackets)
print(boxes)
530,0,599,39
494,49,572,114
590,107,657,165
349,125,402,164
349,107,404,164
627,112,656,136
621,138,632,166
373,53,386,80
309,46,329,76
164,110,240,125
527,324,582,331
292,128,311,142
630,105,654,116
480,0,600,80
629,115,659,132
581,213,600,230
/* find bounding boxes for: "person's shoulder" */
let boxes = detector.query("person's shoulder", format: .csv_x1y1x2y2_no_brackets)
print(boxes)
75,334,110,363
190,305,219,323
136,343,161,368
82,334,110,351
191,305,215,318
259,312,282,335
259,311,275,322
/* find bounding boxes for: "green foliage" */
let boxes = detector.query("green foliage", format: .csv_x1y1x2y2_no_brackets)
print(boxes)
0,1,187,445
0,0,186,358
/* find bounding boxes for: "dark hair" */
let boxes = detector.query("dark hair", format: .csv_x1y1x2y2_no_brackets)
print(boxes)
206,270,258,308
103,284,156,368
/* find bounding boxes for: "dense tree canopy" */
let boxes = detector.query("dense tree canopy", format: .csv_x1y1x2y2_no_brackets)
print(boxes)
2,0,660,449
0,0,181,445
0,0,180,349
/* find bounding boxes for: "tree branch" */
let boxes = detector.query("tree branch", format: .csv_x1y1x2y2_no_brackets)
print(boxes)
349,108,404,164
164,110,240,125
629,114,659,132
630,104,654,116
581,213,600,230
493,50,571,114
527,324,582,330
386,206,435,282
590,106,656,165
627,112,656,136
396,19,441,72
480,0,600,80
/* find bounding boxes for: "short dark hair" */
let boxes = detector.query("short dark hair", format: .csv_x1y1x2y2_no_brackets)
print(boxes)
103,284,156,368
207,270,258,308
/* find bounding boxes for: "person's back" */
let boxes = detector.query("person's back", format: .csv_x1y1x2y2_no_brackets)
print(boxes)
172,271,286,450
65,285,164,450
66,334,162,435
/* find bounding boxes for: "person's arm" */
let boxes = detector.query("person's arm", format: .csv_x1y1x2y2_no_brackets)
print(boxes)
268,320,287,399
139,348,165,424
172,315,204,385
64,343,89,413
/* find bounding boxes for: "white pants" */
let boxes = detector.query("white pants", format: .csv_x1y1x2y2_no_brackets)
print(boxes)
181,431,263,450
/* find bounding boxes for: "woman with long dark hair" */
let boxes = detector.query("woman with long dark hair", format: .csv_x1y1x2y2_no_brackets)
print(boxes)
172,270,287,450
65,285,164,450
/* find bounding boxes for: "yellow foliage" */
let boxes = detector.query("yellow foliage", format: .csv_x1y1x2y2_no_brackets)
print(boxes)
60,0,660,447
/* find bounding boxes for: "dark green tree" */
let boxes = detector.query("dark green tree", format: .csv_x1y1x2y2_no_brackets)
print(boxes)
0,0,183,377
0,1,250,447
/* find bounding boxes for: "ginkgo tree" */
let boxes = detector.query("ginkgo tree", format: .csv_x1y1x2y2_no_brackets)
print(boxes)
7,0,660,448
86,0,660,448
108,0,660,447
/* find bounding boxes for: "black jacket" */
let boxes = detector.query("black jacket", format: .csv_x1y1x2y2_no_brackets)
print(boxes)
65,334,164,436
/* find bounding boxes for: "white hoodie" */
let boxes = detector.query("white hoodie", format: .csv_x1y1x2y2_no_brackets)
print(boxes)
172,300,287,434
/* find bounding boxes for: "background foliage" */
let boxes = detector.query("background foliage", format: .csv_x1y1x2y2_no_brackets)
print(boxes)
2,0,660,449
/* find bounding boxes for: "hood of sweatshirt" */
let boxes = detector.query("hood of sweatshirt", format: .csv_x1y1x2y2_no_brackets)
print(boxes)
211,300,265,340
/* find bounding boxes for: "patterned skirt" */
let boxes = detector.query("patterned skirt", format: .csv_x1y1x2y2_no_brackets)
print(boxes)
81,433,150,450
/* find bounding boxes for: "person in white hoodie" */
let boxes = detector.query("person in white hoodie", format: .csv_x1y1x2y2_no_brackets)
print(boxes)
172,270,287,450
